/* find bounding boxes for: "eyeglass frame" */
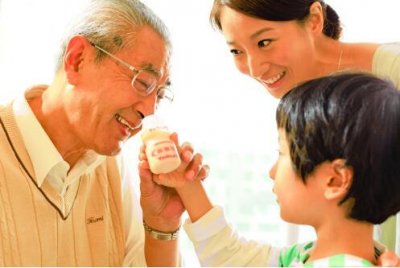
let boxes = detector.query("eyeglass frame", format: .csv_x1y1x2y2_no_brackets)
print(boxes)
90,42,174,102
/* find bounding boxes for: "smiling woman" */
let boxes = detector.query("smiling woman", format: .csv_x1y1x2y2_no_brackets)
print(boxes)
1,0,400,266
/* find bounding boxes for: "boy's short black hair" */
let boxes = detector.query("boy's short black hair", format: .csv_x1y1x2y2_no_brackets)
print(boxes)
276,72,400,224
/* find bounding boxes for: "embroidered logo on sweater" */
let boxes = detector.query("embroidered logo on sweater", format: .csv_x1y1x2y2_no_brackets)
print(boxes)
86,216,104,224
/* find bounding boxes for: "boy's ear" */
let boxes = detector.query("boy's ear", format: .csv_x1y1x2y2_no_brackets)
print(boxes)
63,35,91,85
306,1,324,34
324,159,353,200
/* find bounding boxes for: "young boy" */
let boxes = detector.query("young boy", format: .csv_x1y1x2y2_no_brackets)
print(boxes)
139,72,400,267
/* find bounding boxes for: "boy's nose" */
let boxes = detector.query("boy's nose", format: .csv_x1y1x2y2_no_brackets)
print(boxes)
269,163,276,180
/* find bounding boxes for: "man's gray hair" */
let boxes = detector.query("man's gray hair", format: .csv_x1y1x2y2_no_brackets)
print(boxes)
55,0,171,71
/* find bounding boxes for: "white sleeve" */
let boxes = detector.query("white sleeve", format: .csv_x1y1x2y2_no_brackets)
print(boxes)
183,206,280,267
117,153,147,266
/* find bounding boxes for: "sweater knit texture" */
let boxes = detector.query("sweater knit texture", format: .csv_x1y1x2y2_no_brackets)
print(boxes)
0,104,125,266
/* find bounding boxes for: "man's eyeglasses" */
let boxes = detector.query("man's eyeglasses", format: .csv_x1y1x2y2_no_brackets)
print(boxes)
91,43,173,102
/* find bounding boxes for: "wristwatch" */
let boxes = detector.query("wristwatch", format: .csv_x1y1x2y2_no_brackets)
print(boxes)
143,221,180,241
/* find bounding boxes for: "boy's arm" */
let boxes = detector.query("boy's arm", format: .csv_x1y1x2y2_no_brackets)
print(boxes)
146,136,278,267
175,180,213,223
138,134,209,266
152,151,213,222
149,132,214,223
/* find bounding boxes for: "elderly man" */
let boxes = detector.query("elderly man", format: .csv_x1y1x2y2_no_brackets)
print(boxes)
0,0,205,266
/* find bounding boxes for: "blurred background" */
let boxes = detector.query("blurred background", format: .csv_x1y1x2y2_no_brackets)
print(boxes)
1,0,399,265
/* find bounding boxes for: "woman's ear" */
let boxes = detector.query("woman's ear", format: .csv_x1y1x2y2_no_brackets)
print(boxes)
306,1,324,34
324,159,353,200
63,35,91,85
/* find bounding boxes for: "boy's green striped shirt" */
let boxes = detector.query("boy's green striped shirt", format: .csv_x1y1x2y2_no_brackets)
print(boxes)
279,241,373,267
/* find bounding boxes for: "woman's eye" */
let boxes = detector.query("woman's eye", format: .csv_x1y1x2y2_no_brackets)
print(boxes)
229,48,241,55
258,39,272,48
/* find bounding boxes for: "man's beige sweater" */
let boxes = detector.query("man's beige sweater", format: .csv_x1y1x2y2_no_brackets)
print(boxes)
0,104,125,266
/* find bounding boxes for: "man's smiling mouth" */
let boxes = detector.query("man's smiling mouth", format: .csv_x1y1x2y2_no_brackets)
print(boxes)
115,113,141,131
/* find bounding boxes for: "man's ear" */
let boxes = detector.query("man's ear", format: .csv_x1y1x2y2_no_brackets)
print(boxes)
306,1,324,34
63,35,91,85
324,159,353,200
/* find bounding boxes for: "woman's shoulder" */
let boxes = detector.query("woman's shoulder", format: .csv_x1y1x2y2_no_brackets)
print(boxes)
372,42,400,89
342,43,379,71
374,42,400,58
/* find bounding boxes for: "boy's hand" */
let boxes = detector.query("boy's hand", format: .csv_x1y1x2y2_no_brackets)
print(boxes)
140,132,209,188
169,132,209,181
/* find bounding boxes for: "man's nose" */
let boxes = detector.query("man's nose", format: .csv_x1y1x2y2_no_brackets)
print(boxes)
139,93,158,117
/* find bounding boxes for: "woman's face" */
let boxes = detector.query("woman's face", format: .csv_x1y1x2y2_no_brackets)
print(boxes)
219,6,318,98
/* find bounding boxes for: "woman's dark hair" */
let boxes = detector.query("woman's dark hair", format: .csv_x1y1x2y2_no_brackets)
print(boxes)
276,72,400,224
210,0,342,40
